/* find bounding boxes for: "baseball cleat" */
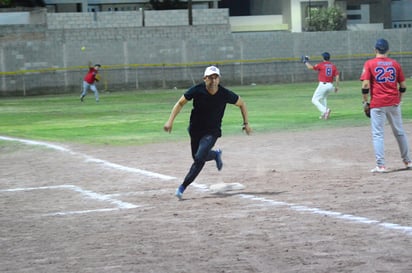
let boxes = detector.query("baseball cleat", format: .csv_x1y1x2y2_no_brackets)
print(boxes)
80,95,85,102
404,161,412,169
215,149,223,171
175,185,185,200
324,108,331,119
370,166,388,173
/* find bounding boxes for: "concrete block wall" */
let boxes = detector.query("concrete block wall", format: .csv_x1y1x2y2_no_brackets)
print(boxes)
47,11,143,29
144,10,188,26
232,29,412,81
144,9,228,26
46,8,229,29
192,9,229,25
1,8,412,95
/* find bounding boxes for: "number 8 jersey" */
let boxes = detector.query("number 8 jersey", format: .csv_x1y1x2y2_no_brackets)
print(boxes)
313,61,339,83
360,56,405,108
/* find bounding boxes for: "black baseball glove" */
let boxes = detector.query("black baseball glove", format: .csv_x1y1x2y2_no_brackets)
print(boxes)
301,55,309,63
363,102,370,118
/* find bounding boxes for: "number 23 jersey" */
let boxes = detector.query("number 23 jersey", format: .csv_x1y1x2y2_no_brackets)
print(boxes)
360,57,405,108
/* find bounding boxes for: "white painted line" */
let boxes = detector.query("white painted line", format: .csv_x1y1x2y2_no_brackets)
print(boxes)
67,185,138,209
2,135,412,236
84,156,175,180
238,194,412,236
0,136,176,181
106,189,170,197
0,136,72,153
0,184,140,215
45,208,120,216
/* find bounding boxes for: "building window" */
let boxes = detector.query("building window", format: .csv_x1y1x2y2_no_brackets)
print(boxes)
348,14,361,20
347,5,361,10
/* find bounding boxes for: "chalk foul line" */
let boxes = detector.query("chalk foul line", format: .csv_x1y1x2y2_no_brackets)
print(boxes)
237,194,412,236
0,184,140,216
0,136,175,181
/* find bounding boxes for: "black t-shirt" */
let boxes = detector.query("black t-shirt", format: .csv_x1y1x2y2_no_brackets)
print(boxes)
184,82,239,137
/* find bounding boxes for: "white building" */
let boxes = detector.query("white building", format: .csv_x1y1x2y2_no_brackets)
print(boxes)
3,0,411,32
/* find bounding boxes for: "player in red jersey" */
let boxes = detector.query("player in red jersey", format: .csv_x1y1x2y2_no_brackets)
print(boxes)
80,62,101,102
360,38,411,173
304,52,340,120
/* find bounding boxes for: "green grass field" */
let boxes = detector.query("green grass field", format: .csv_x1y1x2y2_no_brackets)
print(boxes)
1,80,412,146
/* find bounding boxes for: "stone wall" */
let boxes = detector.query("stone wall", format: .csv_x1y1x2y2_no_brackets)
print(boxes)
0,8,411,96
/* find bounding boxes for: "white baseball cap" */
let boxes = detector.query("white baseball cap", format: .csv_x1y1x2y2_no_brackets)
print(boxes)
204,66,221,77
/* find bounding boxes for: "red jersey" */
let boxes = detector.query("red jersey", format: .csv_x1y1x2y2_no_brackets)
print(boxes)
313,61,339,83
360,57,405,108
84,67,98,84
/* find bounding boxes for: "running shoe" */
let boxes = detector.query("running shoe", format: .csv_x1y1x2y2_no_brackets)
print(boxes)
370,166,388,173
215,149,223,171
175,185,185,200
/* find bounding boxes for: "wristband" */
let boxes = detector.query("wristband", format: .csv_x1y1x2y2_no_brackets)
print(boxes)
399,87,406,93
362,88,369,94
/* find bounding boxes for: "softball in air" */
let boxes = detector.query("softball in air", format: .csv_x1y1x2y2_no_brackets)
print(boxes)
81,46,86,51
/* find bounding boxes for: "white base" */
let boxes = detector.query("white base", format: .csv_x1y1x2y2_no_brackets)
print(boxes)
209,182,245,193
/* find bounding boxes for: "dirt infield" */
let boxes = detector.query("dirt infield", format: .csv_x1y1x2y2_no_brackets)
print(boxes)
1,124,412,273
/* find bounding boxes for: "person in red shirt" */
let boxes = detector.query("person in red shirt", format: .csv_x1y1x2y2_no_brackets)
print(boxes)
360,38,411,173
303,52,340,119
80,62,101,102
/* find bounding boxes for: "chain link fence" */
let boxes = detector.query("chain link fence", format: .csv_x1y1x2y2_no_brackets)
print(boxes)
2,53,412,96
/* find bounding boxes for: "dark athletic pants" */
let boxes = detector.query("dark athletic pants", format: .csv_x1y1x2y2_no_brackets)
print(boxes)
182,133,218,188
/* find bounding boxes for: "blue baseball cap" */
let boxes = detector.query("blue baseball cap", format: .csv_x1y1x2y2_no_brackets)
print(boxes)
375,38,389,54
321,52,330,60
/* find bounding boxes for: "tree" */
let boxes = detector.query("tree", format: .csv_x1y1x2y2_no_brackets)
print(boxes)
1,0,45,8
304,6,346,32
0,0,12,7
